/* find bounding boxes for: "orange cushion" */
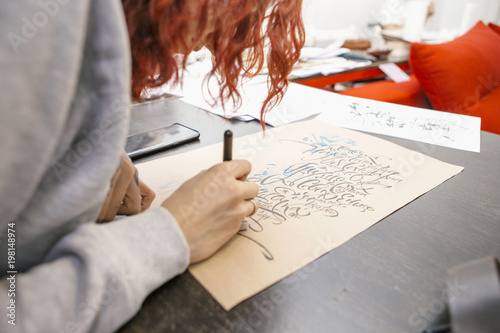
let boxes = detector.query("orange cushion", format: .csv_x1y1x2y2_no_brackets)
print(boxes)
488,22,500,35
339,75,431,109
410,21,500,134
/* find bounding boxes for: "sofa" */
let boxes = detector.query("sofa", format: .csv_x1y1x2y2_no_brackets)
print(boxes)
338,21,500,135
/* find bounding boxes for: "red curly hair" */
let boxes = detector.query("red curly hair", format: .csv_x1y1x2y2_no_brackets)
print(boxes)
121,0,305,126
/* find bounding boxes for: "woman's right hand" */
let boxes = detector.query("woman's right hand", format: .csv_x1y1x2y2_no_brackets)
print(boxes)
161,160,259,264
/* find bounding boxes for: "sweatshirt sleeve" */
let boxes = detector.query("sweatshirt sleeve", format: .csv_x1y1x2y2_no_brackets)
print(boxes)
1,207,190,333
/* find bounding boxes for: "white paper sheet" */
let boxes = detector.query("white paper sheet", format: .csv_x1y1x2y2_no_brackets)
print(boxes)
317,95,481,152
290,58,372,78
378,62,411,83
144,60,325,127
174,80,333,127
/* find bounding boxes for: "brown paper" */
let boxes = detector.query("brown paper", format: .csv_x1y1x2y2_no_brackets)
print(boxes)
136,119,463,310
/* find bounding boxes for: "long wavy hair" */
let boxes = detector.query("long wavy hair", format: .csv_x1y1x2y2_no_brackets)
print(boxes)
122,0,305,126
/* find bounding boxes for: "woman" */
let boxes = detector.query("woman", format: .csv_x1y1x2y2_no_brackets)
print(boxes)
0,0,304,332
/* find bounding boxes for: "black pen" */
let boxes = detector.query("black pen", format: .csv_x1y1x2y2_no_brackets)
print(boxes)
223,130,233,161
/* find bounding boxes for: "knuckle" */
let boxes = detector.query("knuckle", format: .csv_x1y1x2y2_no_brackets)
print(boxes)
242,159,252,170
250,181,259,194
232,159,251,174
234,204,248,219
207,163,227,177
227,183,243,199
238,208,248,220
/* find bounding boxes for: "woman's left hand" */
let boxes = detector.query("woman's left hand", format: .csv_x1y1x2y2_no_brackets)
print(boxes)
97,152,156,222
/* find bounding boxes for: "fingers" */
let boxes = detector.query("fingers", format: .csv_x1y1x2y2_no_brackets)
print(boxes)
118,171,157,216
223,159,253,181
245,199,259,217
98,154,136,222
205,161,259,200
117,171,141,216
161,159,260,263
139,179,156,211
97,168,122,222
235,177,259,200
98,153,156,222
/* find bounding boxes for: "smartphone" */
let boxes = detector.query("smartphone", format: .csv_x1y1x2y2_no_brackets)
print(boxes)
125,123,200,159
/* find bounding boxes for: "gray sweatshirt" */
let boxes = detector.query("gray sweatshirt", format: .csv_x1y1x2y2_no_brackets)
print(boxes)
0,1,189,332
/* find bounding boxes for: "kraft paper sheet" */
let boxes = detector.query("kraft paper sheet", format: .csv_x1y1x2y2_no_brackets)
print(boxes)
136,119,463,310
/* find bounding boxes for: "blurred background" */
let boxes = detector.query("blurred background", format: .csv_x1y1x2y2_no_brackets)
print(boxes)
302,0,500,46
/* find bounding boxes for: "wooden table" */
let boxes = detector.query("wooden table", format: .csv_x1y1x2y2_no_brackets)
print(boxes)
118,98,500,333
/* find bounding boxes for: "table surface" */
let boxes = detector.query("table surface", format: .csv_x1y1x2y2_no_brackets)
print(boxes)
118,97,500,333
